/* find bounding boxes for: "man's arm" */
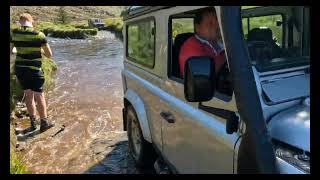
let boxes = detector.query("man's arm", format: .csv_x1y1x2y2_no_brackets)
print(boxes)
41,43,53,58
39,32,52,58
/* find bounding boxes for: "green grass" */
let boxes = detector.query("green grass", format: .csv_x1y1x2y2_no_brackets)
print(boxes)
242,14,283,44
10,59,23,112
172,18,194,38
10,125,31,174
42,57,58,93
10,149,31,174
103,17,123,32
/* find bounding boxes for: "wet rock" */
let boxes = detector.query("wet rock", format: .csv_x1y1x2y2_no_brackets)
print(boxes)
11,112,17,121
84,131,143,174
93,146,106,155
17,146,25,152
15,106,28,118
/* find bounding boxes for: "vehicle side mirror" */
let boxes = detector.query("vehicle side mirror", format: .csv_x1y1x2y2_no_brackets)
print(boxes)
184,56,216,102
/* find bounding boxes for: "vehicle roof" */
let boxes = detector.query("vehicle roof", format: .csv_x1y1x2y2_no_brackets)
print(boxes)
123,6,172,20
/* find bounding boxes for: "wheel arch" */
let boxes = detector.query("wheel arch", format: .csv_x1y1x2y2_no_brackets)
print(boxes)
123,89,152,143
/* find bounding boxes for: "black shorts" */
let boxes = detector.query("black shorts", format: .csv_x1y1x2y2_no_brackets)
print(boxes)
14,67,45,92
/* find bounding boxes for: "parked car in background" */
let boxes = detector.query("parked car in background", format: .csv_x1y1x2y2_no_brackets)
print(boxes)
88,18,105,30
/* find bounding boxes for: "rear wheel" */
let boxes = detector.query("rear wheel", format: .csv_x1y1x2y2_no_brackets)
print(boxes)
126,105,156,168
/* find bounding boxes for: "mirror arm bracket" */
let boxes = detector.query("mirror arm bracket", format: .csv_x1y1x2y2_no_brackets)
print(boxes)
198,102,239,134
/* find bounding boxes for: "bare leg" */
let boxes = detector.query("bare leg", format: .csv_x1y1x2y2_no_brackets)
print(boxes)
34,92,47,119
24,89,36,117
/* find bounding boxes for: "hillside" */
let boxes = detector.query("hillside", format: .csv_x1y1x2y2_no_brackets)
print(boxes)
10,6,128,23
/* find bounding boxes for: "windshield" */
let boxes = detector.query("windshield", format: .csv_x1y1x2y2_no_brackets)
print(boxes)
241,6,310,72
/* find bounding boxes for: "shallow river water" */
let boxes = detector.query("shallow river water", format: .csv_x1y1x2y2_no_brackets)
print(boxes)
17,31,149,174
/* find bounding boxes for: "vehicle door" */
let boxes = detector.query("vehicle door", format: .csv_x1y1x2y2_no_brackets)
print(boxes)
159,6,241,173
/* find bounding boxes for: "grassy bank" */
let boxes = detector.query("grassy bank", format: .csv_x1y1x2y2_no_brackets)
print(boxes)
103,17,123,32
37,22,98,39
10,125,31,174
10,56,57,174
11,22,98,39
10,17,125,39
10,6,127,23
102,17,123,40
10,151,30,174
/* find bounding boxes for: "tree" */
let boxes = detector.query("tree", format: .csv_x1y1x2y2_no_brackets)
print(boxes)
57,6,70,24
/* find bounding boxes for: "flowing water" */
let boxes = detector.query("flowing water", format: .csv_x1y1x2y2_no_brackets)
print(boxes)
16,31,148,174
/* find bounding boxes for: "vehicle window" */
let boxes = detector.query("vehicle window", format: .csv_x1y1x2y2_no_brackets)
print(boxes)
127,19,155,68
247,15,283,47
242,18,249,39
168,8,233,101
242,6,309,72
172,18,194,39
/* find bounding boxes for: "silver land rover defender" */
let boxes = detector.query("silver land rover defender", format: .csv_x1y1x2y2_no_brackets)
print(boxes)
121,6,310,174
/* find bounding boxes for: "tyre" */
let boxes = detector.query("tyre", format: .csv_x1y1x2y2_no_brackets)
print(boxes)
126,105,156,168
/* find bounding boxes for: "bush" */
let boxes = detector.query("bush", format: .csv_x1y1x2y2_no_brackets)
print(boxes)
103,17,123,32
57,7,70,24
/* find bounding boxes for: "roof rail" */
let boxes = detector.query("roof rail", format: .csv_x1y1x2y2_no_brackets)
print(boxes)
123,6,150,18
123,6,172,20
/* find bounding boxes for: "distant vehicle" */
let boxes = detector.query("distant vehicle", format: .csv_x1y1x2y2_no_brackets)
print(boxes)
88,18,105,30
121,6,310,174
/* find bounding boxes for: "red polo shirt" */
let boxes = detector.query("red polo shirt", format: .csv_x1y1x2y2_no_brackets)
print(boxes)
179,35,225,77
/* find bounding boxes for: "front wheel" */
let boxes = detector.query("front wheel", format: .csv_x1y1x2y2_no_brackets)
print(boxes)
126,105,156,168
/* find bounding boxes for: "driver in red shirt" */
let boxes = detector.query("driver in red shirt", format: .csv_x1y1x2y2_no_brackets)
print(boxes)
179,7,226,78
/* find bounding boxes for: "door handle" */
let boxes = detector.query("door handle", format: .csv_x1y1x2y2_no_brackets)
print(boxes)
160,111,175,123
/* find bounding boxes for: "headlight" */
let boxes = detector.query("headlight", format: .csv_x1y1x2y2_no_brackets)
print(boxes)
274,141,310,173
